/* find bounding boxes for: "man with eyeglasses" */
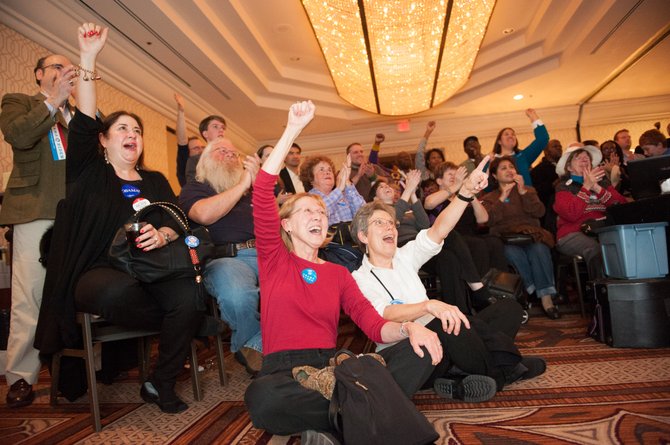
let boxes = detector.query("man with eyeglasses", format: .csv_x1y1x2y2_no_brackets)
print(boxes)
0,54,76,408
179,138,264,375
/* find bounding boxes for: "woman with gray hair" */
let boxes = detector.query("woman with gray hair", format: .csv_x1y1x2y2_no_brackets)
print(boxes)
553,145,627,280
351,158,546,400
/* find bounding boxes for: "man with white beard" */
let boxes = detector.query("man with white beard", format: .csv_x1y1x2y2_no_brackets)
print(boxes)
179,138,263,375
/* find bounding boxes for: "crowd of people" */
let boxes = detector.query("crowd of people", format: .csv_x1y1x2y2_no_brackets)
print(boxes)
2,21,669,444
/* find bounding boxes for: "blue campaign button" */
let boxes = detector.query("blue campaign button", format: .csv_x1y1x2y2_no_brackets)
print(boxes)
121,184,141,198
184,235,200,248
301,268,317,284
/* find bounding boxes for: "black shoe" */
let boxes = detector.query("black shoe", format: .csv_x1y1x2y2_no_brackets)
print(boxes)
520,356,546,380
140,381,188,414
433,375,497,403
543,305,561,320
6,379,34,408
552,294,569,305
503,362,528,385
504,356,547,384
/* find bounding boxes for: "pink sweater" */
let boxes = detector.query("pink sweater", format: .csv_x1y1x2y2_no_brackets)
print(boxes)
253,170,385,354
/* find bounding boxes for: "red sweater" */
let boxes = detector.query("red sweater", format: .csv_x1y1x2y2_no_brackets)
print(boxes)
253,170,385,354
553,180,627,241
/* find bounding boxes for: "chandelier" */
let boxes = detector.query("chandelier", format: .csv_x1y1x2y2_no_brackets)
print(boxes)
301,0,496,116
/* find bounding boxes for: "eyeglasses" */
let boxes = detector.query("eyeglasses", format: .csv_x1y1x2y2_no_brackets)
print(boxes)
42,63,65,71
369,218,397,228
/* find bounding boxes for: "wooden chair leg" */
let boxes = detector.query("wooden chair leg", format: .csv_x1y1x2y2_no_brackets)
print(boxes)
81,313,102,432
190,341,202,401
50,352,62,406
214,332,228,386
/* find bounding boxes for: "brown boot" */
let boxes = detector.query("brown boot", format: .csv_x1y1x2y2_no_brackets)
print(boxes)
234,347,263,376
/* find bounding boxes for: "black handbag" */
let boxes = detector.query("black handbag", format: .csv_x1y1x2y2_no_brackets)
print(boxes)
329,349,438,445
108,201,214,283
500,232,534,246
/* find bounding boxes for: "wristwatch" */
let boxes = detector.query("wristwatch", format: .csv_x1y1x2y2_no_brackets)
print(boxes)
457,193,474,202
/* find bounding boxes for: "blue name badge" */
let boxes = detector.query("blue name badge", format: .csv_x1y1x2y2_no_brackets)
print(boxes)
121,184,141,198
390,299,404,305
302,268,317,284
185,235,200,248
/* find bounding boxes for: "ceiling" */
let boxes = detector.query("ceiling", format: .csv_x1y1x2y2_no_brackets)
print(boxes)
1,0,669,149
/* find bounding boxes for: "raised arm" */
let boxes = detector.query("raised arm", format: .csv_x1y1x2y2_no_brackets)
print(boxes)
426,156,489,243
76,23,108,119
369,133,385,164
262,101,315,175
175,93,187,145
415,121,436,179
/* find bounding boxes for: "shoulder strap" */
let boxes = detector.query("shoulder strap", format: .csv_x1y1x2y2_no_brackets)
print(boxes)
133,201,190,235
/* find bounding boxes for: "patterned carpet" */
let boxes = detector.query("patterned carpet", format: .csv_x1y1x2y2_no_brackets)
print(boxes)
1,312,669,445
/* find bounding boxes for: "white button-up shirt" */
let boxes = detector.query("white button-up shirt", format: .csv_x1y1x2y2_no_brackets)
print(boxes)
352,229,443,350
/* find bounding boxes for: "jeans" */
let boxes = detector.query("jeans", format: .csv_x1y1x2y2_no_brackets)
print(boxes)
504,242,556,297
204,248,262,353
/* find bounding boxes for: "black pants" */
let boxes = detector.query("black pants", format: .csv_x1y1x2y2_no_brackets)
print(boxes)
244,340,434,436
462,233,509,276
425,298,523,390
75,267,204,398
423,231,483,313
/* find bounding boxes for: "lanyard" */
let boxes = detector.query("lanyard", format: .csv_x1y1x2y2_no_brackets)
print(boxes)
370,270,403,304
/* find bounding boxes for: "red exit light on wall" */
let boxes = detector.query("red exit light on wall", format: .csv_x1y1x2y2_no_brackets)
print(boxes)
397,119,410,132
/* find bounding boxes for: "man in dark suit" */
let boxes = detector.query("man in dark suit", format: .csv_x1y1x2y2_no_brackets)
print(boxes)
278,142,305,195
0,54,75,408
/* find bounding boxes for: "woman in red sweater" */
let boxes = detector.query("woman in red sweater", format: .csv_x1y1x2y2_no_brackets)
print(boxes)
244,101,444,440
553,145,627,280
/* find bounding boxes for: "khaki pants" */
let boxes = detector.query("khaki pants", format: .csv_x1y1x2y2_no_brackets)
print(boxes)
5,219,52,386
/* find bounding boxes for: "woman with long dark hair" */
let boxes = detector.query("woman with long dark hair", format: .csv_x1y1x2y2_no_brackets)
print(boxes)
482,157,561,319
491,108,549,186
35,23,204,412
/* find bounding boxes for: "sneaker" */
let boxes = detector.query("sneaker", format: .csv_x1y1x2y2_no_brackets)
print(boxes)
234,347,263,376
301,430,341,445
433,375,497,403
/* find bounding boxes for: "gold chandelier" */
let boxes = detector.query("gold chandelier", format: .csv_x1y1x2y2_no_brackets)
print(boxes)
301,0,496,116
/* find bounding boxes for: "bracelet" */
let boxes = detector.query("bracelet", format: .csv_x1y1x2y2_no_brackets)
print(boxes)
399,321,410,338
456,192,474,202
75,65,102,81
159,230,171,244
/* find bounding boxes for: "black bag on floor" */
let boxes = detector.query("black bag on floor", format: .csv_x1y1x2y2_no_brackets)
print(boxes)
482,269,522,300
329,350,438,445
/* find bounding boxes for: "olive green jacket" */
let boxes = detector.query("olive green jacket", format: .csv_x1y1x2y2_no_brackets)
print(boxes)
0,92,67,225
